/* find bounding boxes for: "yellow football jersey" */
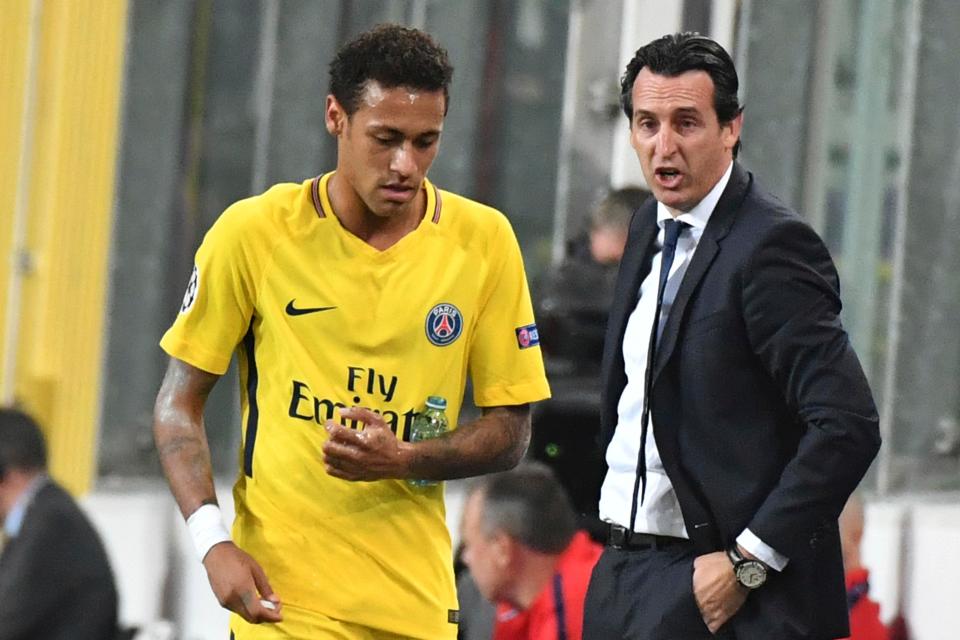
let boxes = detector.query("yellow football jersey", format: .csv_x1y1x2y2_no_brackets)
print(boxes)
161,173,550,639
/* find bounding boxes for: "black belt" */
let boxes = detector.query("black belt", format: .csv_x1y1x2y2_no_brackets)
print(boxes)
602,523,690,550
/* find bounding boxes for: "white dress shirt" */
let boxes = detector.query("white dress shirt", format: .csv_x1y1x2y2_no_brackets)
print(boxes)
598,162,788,570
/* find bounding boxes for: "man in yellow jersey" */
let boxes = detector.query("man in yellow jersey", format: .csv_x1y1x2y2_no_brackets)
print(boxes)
153,24,550,640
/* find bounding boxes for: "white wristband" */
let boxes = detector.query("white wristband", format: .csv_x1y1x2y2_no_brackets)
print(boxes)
186,504,232,562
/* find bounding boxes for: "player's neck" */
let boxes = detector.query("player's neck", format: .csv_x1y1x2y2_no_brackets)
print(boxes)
328,175,426,251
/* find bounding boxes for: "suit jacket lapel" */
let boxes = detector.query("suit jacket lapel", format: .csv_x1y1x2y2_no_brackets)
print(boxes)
653,164,752,381
607,210,658,356
600,202,657,446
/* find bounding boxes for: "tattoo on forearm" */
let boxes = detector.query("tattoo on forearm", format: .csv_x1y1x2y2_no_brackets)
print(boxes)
158,433,213,488
157,434,203,459
416,407,529,478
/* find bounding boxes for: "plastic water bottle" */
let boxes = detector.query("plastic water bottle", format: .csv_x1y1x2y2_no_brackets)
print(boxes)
408,396,449,487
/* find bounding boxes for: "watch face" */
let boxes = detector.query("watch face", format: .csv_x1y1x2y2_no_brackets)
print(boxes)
736,561,767,589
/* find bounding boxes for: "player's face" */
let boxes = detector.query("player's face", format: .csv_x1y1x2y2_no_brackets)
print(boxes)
459,492,510,602
629,68,741,212
327,81,445,219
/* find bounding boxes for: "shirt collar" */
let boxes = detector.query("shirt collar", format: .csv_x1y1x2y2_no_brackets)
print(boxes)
656,161,734,232
3,474,47,538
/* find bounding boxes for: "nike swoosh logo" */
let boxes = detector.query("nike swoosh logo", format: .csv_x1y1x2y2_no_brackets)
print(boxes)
285,299,337,316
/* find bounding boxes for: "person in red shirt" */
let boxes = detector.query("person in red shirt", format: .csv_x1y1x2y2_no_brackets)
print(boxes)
840,493,889,640
460,462,603,640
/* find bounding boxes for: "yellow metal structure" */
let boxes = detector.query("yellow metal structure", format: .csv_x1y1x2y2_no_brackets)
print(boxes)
0,1,128,495
0,4,33,394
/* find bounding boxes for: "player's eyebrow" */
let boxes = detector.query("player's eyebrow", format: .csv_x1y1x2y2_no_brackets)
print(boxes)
367,124,442,138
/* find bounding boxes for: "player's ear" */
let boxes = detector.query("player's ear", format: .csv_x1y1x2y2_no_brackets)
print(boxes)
325,95,346,136
492,531,514,566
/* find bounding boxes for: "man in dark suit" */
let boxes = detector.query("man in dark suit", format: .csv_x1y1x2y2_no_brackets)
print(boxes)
0,408,118,640
583,33,881,640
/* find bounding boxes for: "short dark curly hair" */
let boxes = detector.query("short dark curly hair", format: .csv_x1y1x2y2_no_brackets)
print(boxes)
329,24,454,116
621,32,743,155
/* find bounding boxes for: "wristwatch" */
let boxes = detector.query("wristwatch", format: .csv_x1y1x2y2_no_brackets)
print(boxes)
727,545,768,589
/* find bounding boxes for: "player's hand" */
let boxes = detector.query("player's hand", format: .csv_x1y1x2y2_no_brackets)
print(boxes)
692,550,747,633
323,406,405,481
203,542,283,624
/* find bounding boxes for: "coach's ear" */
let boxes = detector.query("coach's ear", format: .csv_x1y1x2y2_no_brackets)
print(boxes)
325,95,346,136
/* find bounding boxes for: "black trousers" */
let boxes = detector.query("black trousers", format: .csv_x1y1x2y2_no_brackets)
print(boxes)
583,544,736,640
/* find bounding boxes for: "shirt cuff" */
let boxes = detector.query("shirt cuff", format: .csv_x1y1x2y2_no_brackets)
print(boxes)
737,529,789,571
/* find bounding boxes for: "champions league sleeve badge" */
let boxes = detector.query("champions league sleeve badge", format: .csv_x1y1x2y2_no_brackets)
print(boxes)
180,265,199,313
515,323,540,349
425,303,463,346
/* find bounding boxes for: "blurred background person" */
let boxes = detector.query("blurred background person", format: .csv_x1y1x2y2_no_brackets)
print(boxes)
840,493,889,640
459,461,603,640
0,408,119,640
537,186,650,371
530,187,649,535
585,187,649,266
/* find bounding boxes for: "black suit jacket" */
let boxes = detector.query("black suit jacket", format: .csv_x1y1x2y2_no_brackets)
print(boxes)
599,164,881,639
0,480,118,640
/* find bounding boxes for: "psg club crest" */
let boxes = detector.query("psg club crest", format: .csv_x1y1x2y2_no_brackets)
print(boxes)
425,303,463,347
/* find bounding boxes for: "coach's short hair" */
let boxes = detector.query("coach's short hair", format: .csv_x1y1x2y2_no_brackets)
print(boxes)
329,24,454,116
0,408,47,478
471,461,577,554
621,32,742,155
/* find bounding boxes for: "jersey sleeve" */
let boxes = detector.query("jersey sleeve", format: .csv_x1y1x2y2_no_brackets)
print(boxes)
469,214,551,407
160,201,269,374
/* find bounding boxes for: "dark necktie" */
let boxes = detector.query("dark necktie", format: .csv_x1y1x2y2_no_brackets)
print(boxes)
629,218,688,532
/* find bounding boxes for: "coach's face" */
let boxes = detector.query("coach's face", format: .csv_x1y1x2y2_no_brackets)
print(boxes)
326,80,445,220
459,491,511,603
629,68,741,212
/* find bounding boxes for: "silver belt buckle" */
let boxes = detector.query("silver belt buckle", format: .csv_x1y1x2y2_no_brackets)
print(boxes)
609,524,629,548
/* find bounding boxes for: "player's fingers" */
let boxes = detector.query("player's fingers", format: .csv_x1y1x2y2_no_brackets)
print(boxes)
233,590,280,624
325,463,358,480
338,406,388,429
234,589,261,623
325,448,370,479
324,448,364,474
256,598,283,621
239,595,281,624
322,437,363,462
324,419,366,446
250,562,275,601
251,565,283,622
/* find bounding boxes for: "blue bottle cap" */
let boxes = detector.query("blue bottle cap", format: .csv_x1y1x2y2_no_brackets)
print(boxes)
426,396,447,410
